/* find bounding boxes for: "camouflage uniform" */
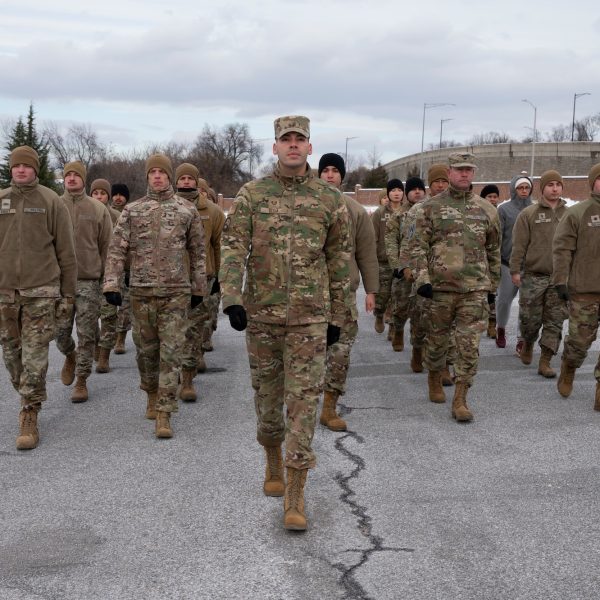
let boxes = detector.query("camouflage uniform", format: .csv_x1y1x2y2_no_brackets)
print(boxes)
221,160,351,470
0,168,77,408
552,190,600,378
371,202,399,318
510,198,569,354
56,188,113,379
405,184,501,386
111,202,132,339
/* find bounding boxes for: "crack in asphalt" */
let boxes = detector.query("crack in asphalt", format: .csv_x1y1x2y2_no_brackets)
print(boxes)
332,426,414,600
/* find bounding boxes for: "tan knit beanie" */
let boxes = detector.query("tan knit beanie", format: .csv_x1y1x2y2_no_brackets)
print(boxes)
427,164,449,186
539,170,563,192
197,177,211,195
175,163,199,185
145,154,173,181
208,188,217,203
10,145,40,174
63,161,87,184
90,178,111,197
588,163,600,190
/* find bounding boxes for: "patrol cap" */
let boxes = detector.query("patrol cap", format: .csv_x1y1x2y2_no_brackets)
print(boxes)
448,152,477,168
274,115,310,139
10,145,40,174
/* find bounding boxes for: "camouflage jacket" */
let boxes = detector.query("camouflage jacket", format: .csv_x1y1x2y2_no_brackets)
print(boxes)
404,185,501,293
552,193,600,294
385,200,420,270
510,197,568,276
371,202,406,263
220,163,351,327
103,186,206,297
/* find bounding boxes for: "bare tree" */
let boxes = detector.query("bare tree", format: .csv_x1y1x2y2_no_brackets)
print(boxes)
466,131,515,145
44,122,108,171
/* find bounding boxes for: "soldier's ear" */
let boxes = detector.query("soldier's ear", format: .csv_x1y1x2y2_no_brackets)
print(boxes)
272,142,278,156
307,143,313,156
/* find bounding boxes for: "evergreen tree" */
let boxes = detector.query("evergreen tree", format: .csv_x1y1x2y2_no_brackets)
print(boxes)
363,163,388,188
0,103,57,190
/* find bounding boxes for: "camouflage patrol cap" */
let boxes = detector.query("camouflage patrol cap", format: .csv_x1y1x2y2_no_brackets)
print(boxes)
274,115,310,139
448,152,477,168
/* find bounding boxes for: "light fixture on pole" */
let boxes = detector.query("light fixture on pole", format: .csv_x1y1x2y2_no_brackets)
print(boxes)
345,136,358,166
571,92,591,141
522,99,537,179
420,102,455,178
440,118,454,149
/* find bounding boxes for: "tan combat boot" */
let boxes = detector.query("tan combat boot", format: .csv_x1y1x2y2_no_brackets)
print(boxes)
537,347,556,378
319,390,347,431
96,347,111,373
284,467,308,531
428,371,446,403
196,353,207,374
155,411,173,438
145,391,158,420
595,382,600,412
487,320,497,339
16,406,40,450
71,376,88,403
179,369,197,402
374,314,384,333
410,347,423,373
263,446,285,497
61,350,77,385
392,327,404,352
441,364,454,387
557,360,576,398
452,382,473,422
94,344,100,362
520,341,534,365
387,323,394,341
114,331,126,354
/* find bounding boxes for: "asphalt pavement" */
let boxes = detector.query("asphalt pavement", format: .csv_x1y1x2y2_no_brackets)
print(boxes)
1,295,600,600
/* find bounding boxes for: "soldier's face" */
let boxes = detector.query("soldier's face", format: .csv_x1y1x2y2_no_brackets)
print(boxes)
484,192,500,206
177,175,197,190
542,181,563,202
407,189,425,204
388,188,404,203
593,178,600,194
148,168,170,191
515,184,531,199
273,132,312,175
112,193,127,207
64,171,85,193
429,178,448,196
92,189,109,204
448,167,474,191
11,164,36,185
320,166,342,188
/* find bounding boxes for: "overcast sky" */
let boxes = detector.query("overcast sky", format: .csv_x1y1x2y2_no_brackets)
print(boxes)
1,0,599,169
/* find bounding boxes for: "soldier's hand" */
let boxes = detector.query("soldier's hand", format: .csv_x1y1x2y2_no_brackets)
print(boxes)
210,278,220,295
124,271,130,288
402,268,414,282
393,268,403,279
487,293,496,305
224,305,247,331
104,292,123,306
326,324,341,347
555,284,570,302
417,283,433,299
191,295,204,309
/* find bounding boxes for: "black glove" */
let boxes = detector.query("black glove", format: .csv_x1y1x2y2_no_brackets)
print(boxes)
555,284,570,302
211,278,220,295
104,292,122,306
417,283,433,299
487,293,496,305
326,324,341,347
124,271,130,288
224,304,247,331
393,268,403,279
191,295,204,309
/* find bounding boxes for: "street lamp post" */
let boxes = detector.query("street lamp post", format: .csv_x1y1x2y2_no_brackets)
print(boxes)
522,99,537,179
571,92,591,141
345,136,358,166
440,118,453,149
420,102,455,178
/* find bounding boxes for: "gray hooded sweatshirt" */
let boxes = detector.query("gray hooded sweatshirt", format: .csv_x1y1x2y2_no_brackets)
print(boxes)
496,175,533,265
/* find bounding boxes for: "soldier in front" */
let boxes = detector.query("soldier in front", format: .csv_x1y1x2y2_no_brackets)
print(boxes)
220,116,351,530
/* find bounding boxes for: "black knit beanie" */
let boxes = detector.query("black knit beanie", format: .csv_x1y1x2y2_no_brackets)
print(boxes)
111,183,130,201
405,177,426,196
318,153,346,181
387,178,404,196
480,184,500,198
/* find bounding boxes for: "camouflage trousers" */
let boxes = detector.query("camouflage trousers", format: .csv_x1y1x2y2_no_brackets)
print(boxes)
181,277,215,370
204,285,220,349
245,320,327,470
424,291,488,386
98,274,130,349
391,278,411,332
374,263,393,317
0,295,56,407
56,280,101,378
409,294,428,349
131,293,189,413
519,273,568,354
562,294,600,380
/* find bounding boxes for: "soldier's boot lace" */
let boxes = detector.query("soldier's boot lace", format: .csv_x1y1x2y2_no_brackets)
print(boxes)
284,467,308,531
263,446,285,497
452,383,473,422
16,405,40,450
